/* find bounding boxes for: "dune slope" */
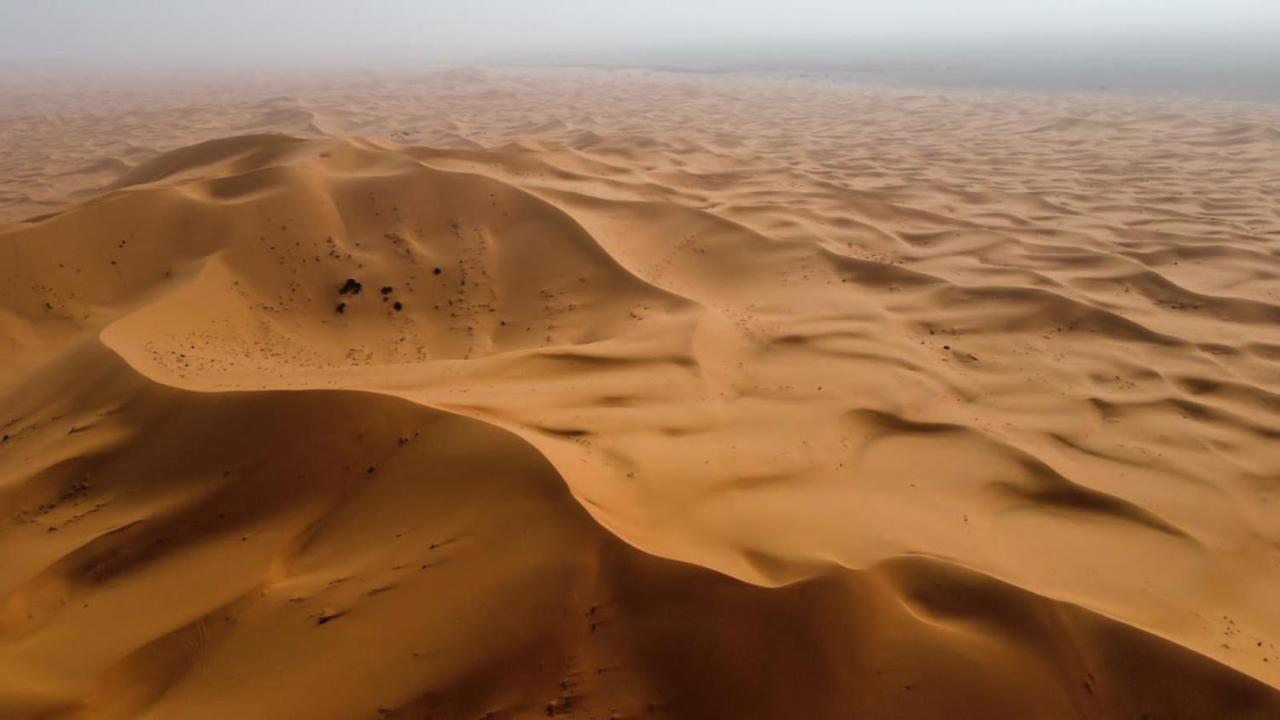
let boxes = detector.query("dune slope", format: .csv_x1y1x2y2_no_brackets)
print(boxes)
2,78,1280,719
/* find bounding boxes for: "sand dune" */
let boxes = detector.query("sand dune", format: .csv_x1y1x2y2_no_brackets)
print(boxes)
2,70,1280,718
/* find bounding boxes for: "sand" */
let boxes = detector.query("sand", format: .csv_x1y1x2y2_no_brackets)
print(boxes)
1,68,1279,719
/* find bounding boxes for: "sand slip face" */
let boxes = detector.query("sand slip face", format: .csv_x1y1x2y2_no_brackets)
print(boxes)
1,69,1279,718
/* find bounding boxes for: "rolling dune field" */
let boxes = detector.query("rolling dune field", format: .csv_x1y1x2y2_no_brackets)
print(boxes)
1,68,1279,719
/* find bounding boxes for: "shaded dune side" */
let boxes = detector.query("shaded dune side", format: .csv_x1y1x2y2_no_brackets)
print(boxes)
3,134,694,388
1,132,1279,717
0,345,1275,720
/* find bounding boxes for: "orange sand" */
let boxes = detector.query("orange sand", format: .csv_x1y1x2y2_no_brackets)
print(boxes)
2,68,1279,719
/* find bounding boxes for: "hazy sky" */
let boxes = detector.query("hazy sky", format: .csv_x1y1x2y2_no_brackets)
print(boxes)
2,0,1278,69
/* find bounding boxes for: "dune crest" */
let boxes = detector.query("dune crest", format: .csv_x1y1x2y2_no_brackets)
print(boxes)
3,71,1280,718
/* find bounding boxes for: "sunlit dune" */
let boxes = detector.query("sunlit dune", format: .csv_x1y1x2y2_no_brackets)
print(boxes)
2,69,1279,719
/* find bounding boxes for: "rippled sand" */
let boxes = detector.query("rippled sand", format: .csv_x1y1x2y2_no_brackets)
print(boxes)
2,68,1279,719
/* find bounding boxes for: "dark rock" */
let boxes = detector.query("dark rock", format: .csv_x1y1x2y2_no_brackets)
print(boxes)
393,302,403,311
336,302,346,314
315,609,346,625
339,278,363,295
380,286,393,295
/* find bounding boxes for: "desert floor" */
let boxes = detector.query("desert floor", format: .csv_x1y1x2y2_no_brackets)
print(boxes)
2,67,1279,719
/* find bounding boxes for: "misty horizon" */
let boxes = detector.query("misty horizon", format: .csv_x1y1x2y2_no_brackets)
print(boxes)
3,1,1278,67
3,2,1278,103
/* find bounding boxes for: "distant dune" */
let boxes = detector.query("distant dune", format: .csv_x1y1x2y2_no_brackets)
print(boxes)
1,69,1279,719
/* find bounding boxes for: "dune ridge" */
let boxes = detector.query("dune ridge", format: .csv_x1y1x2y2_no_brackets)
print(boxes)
2,70,1280,718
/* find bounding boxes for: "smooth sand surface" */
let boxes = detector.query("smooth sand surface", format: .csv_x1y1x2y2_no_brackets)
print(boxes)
2,68,1279,719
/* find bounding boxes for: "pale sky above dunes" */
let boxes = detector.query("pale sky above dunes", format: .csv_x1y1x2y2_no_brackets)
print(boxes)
2,0,1278,69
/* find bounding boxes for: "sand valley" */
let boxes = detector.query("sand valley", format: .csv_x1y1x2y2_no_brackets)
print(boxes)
1,68,1279,718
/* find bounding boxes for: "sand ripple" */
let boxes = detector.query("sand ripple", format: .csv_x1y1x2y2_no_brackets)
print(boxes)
2,70,1279,718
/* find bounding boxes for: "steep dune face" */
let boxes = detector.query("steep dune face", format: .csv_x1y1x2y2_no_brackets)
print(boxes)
3,72,1280,718
1,350,1273,720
